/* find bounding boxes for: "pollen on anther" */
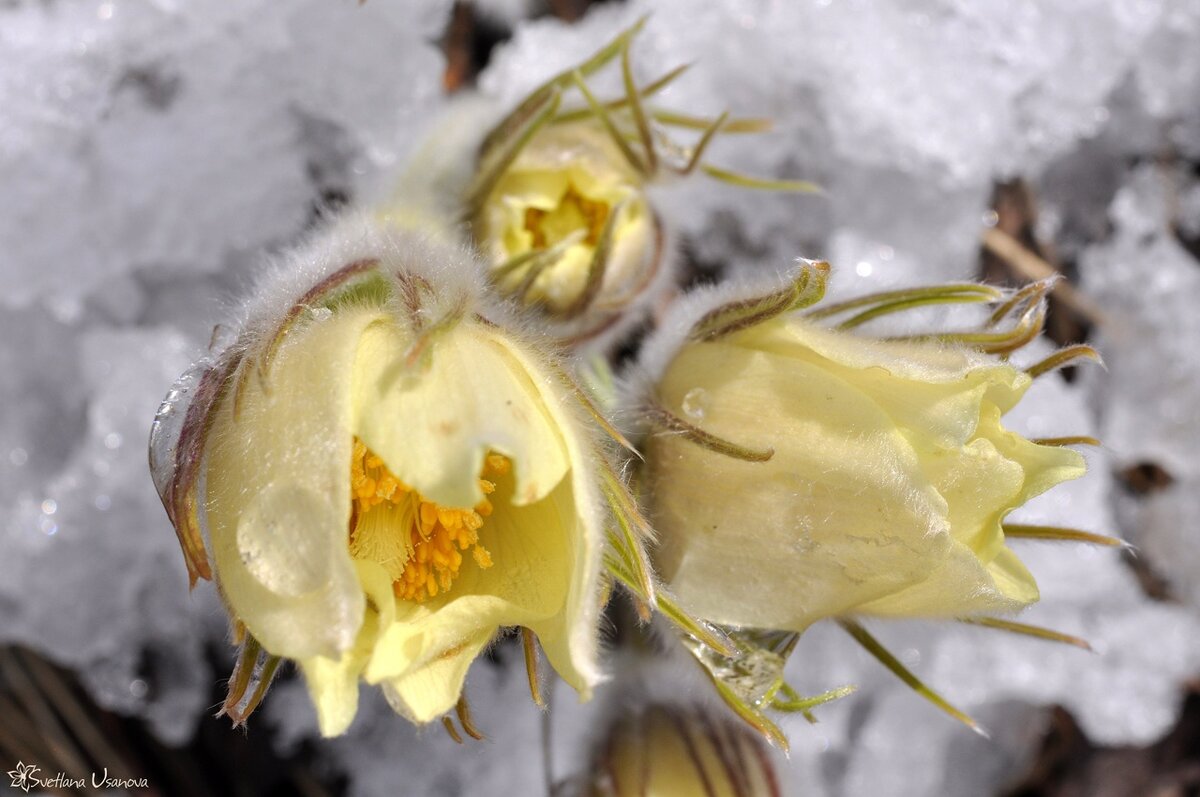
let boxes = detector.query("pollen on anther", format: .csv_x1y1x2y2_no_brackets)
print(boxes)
348,438,505,604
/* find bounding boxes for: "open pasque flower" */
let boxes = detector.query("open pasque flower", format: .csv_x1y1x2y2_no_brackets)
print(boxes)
150,218,616,735
629,263,1106,732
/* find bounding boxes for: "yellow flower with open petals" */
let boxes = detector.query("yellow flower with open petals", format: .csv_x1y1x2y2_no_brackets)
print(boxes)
151,220,610,735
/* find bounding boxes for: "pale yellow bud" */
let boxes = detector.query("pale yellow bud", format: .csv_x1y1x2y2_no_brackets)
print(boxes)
476,120,658,321
589,704,781,797
641,309,1085,631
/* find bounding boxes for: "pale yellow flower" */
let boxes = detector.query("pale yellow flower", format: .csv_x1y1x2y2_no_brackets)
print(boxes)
379,19,814,349
588,704,780,797
477,119,657,320
152,220,610,735
636,271,1088,633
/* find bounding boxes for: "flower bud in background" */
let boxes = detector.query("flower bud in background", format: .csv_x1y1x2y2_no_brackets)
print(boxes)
628,264,1106,732
587,704,781,797
150,216,619,736
476,118,657,324
380,19,816,350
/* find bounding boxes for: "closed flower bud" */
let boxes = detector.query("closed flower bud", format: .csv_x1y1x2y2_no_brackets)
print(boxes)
632,266,1088,634
587,704,781,797
150,217,614,735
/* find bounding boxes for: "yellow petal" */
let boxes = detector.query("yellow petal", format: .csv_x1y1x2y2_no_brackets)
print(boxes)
364,474,576,683
929,402,1085,564
740,317,1028,446
513,123,638,193
480,120,653,319
921,427,1025,559
857,540,1039,618
352,319,601,718
528,244,594,309
299,560,396,737
648,339,952,632
206,308,383,659
352,323,571,511
497,168,571,210
491,336,605,696
980,404,1088,504
381,632,492,724
600,705,779,797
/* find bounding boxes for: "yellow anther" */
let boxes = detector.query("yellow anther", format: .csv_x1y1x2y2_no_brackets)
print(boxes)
349,437,501,604
522,187,610,250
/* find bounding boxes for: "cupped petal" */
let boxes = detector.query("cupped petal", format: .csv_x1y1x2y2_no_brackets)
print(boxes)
496,169,571,210
593,208,653,305
353,322,571,511
491,170,570,261
487,334,605,696
299,560,396,737
381,632,492,724
532,244,594,310
921,431,1025,559
515,123,639,191
205,307,384,659
648,339,952,632
976,403,1087,504
490,473,595,695
857,541,1039,619
351,320,602,716
363,473,576,684
937,403,1086,562
739,318,1029,447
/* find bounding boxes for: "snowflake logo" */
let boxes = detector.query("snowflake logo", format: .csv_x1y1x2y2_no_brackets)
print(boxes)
7,762,39,792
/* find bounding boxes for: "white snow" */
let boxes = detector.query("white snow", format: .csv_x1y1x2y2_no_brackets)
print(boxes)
4,0,1200,794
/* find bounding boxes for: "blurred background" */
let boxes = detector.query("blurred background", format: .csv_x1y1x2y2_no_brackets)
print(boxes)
2,1,1200,794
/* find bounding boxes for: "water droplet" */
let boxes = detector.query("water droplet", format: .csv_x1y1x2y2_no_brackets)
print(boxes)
129,679,148,698
94,495,111,511
681,388,709,421
237,484,335,597
97,2,114,19
104,432,123,450
41,499,57,515
150,359,211,497
9,448,28,467
982,210,999,227
855,260,873,277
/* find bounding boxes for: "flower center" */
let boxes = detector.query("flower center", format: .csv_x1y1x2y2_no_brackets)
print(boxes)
347,438,506,603
523,185,610,251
